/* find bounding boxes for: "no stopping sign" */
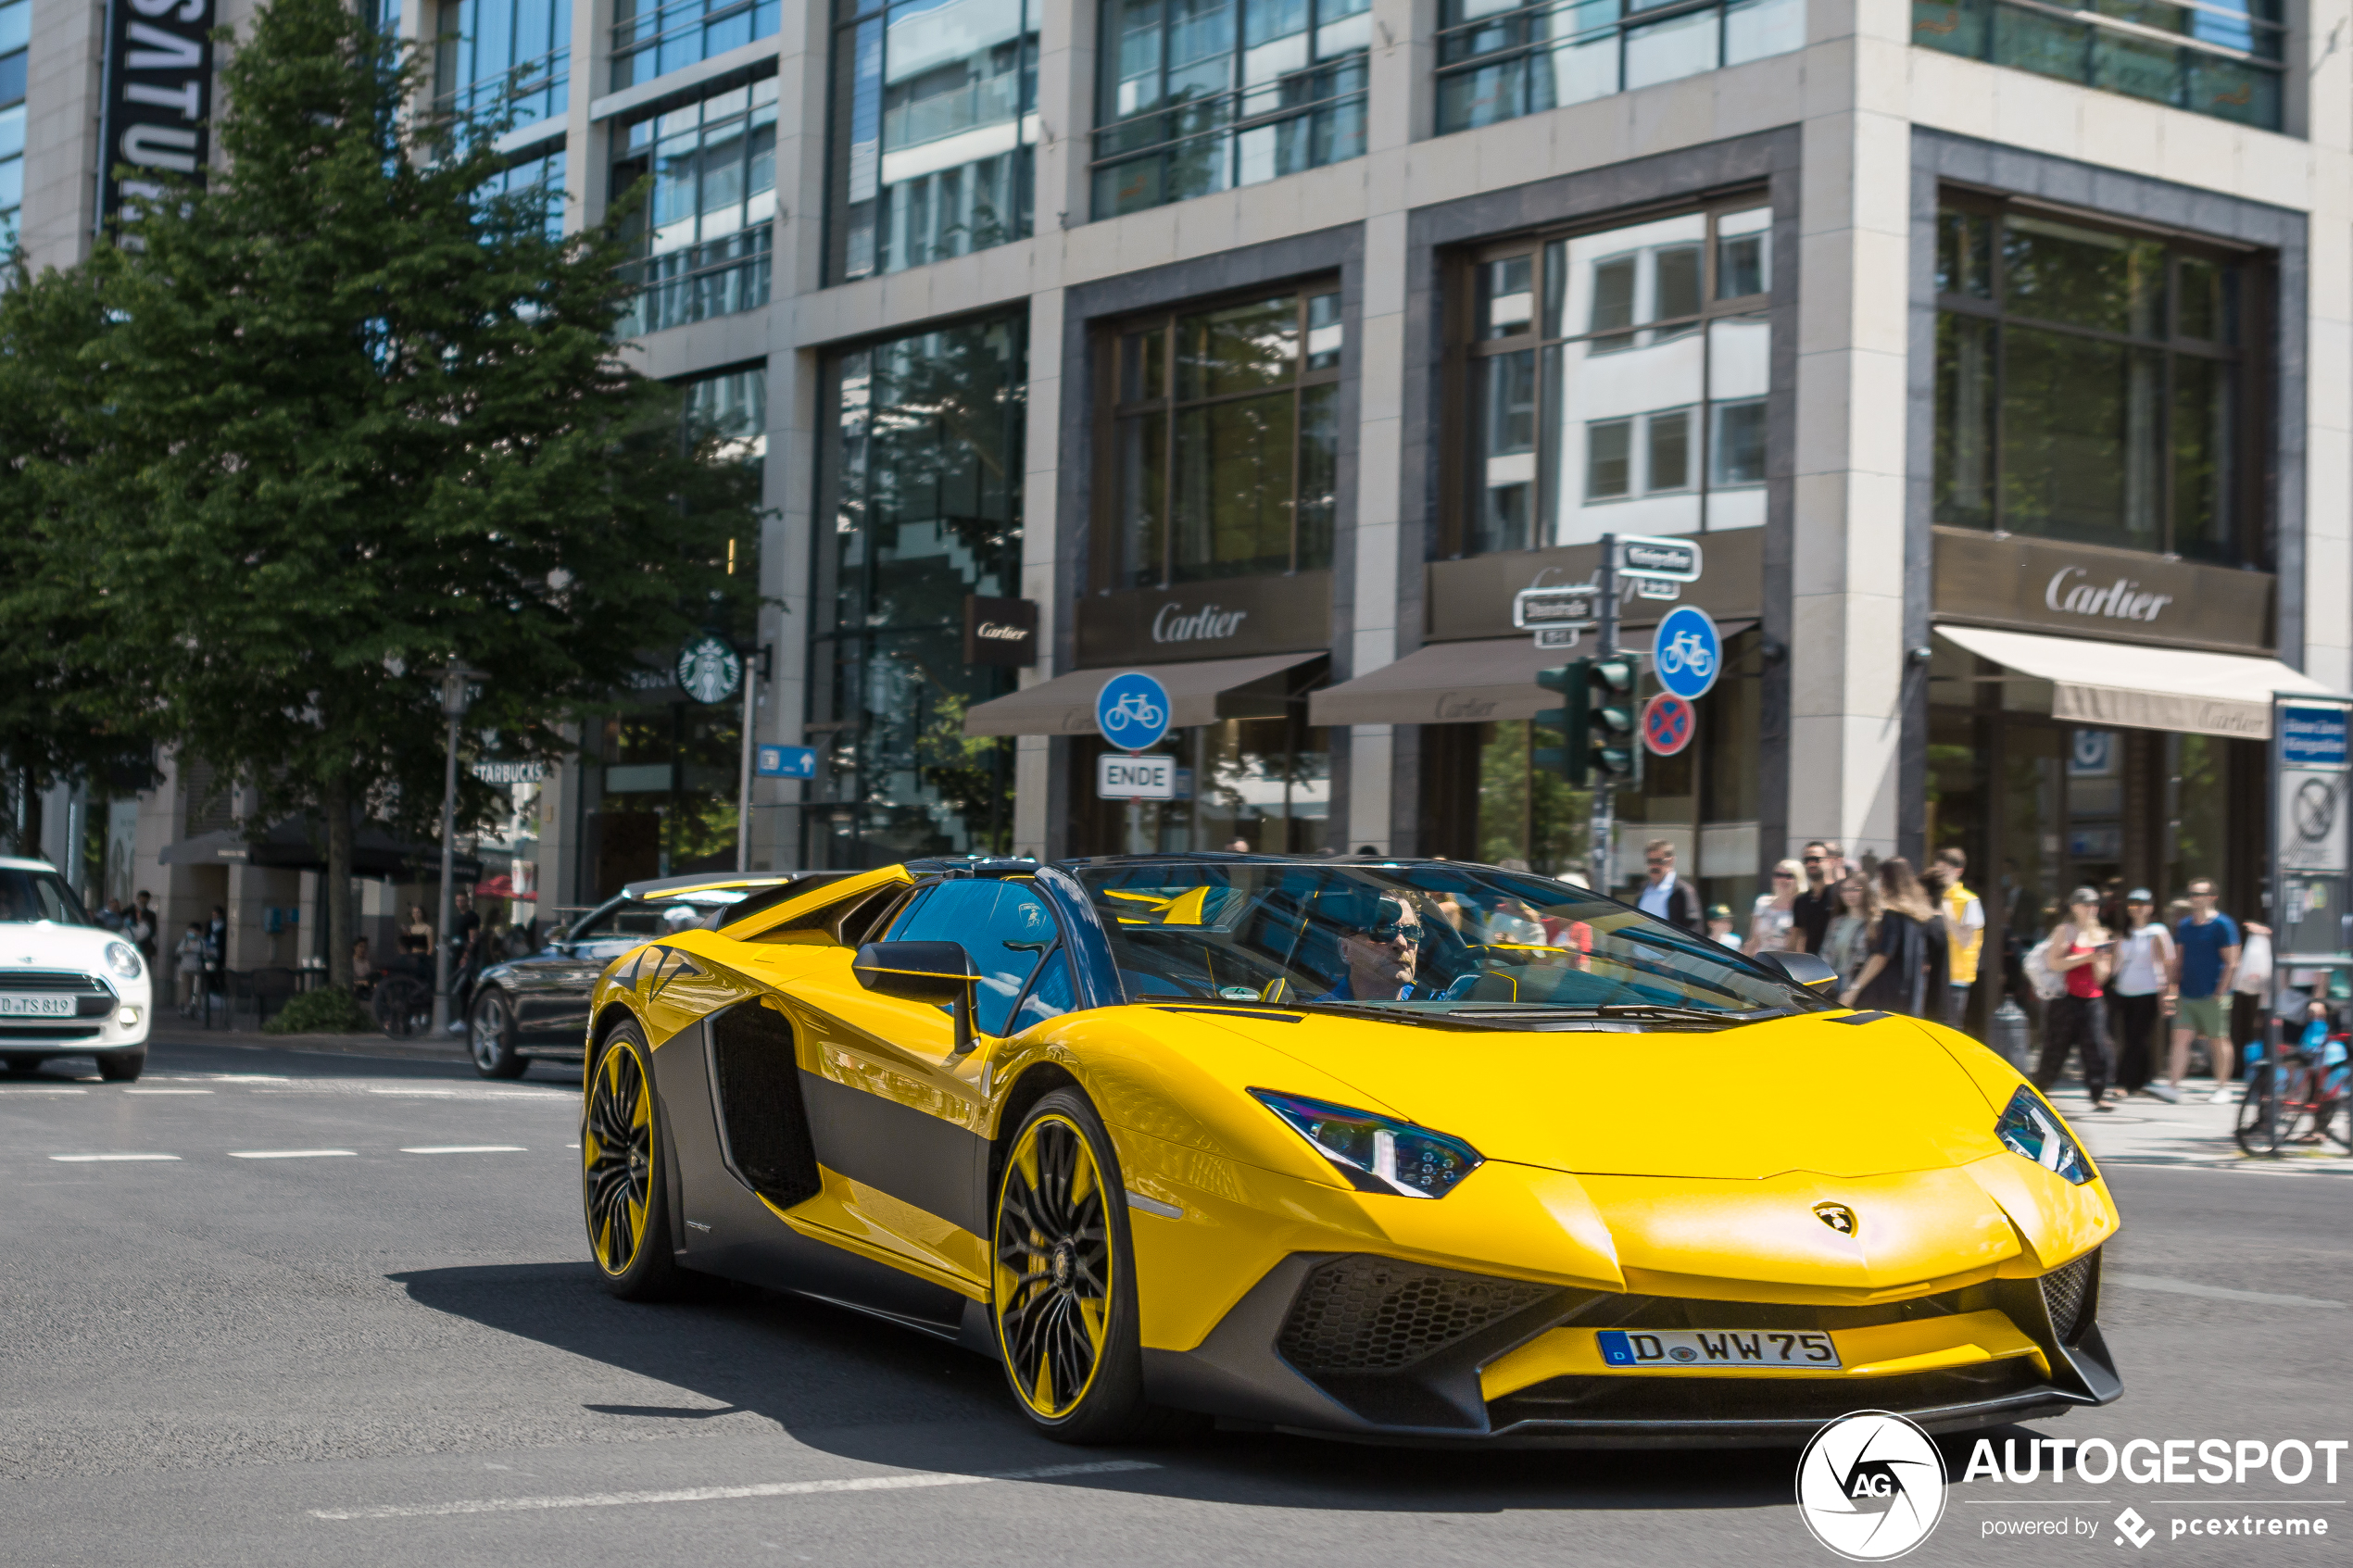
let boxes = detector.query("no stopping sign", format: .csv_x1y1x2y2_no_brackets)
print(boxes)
1641,693,1695,756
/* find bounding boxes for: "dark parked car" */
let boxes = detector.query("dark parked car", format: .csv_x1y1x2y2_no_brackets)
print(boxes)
465,871,838,1078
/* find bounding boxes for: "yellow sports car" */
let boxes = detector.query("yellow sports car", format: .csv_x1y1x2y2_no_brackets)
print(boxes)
581,854,2121,1446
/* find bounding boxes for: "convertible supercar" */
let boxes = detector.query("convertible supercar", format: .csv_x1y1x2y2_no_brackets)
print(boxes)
581,854,2122,1447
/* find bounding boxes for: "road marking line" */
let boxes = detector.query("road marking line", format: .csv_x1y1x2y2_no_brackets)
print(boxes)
123,1087,213,1095
370,1088,459,1097
309,1460,1161,1521
398,1145,527,1154
230,1149,359,1160
49,1153,180,1162
2103,1271,2345,1309
0,1087,88,1095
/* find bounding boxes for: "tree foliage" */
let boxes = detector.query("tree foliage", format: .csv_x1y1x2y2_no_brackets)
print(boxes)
0,0,758,980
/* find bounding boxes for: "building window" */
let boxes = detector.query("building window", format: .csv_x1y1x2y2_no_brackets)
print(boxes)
0,0,26,259
1091,0,1368,220
1932,196,2255,566
611,78,776,336
1455,201,1770,556
1912,0,2280,132
480,147,567,240
612,0,779,92
808,315,1026,868
1436,0,1802,135
434,0,570,132
1102,287,1342,589
827,0,1035,283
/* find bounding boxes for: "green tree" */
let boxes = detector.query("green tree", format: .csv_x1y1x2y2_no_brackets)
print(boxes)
0,0,756,983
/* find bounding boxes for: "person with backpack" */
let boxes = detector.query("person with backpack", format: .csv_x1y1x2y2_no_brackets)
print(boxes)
2034,887,2116,1111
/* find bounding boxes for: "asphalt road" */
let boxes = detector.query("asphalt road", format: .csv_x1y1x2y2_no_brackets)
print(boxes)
3,1036,2347,1568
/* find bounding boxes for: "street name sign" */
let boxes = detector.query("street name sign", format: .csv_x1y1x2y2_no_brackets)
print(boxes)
1616,536,1704,583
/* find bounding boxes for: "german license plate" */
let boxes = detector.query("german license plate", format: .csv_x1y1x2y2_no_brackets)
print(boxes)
0,994,75,1018
1597,1328,1842,1370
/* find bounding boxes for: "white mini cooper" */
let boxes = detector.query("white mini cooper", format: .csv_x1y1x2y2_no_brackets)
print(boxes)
0,858,153,1081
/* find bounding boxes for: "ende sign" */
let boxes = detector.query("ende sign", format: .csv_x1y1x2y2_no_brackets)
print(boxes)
98,0,218,226
1097,753,1175,800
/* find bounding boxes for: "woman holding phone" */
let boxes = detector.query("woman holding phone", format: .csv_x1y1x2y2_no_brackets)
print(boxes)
2035,886,2117,1111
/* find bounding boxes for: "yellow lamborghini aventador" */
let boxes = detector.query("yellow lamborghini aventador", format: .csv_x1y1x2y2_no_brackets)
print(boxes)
579,854,2121,1446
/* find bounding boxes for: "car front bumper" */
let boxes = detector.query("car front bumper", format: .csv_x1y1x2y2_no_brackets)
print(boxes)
0,971,152,1054
1141,1248,2120,1448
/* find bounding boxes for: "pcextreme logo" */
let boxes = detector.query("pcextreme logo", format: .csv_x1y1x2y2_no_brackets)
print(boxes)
1796,1411,1949,1561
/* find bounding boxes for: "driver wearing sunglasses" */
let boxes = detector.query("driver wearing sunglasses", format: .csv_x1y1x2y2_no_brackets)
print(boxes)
1313,889,1428,1003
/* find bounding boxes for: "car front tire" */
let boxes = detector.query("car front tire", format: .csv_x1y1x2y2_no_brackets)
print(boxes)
468,989,529,1080
96,1049,145,1083
991,1087,1192,1445
583,1022,679,1300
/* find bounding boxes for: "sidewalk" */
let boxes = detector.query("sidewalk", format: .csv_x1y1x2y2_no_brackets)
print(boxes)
145,1023,478,1065
2045,1081,2353,1177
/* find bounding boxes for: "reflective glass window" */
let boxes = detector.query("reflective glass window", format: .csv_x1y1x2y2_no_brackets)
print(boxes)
1458,203,1770,554
809,315,1026,869
610,78,778,335
1435,0,1803,136
1931,196,2252,566
1103,286,1342,587
0,0,23,260
887,879,1057,1034
612,0,780,91
1091,0,1367,220
828,0,1036,282
435,0,570,132
1911,0,2281,132
478,147,567,241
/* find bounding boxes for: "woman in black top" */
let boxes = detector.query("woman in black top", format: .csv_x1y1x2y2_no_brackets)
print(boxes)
1837,858,1949,1020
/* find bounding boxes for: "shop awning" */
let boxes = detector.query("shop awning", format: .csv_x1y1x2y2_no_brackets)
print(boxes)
961,652,1324,738
1934,623,2338,739
159,818,480,881
1308,624,1757,728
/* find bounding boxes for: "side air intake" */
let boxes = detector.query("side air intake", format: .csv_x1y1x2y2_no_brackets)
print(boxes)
709,1001,821,1210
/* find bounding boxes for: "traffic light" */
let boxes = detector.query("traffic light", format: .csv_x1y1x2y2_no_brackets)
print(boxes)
1583,654,1639,786
1533,663,1580,783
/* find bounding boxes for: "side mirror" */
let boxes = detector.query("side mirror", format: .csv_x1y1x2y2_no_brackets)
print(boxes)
853,940,977,1054
1764,950,1839,993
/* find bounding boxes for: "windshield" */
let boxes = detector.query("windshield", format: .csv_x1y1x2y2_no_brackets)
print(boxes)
1074,860,1818,1020
0,869,93,926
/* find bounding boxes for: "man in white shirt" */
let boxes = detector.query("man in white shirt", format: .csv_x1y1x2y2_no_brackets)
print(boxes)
1634,839,1702,932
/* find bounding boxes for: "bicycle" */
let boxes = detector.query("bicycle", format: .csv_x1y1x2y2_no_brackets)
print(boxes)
1657,630,1715,682
2235,1032,2350,1156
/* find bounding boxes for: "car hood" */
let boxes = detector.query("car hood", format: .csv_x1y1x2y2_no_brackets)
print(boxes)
0,922,132,975
1210,1009,2008,1180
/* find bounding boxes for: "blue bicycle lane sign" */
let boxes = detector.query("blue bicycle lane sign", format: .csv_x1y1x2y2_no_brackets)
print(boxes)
1096,671,1172,752
1651,606,1722,702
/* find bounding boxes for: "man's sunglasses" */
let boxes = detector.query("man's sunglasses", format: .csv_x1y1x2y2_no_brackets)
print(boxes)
1356,919,1424,942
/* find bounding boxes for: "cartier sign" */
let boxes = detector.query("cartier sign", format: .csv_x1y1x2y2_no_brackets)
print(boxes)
1076,571,1331,667
1934,528,2271,654
963,595,1038,668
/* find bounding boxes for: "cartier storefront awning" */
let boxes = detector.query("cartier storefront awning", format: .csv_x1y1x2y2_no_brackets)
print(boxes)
1309,625,1755,729
1934,624,2338,739
961,652,1325,738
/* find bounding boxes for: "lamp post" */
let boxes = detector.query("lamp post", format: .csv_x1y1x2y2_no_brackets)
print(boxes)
432,665,488,1035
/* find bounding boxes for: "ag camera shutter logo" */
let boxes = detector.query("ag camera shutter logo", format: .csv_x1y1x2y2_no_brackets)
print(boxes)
1796,1411,1948,1561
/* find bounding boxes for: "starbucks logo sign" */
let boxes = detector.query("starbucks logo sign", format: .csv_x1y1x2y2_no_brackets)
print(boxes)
675,636,743,705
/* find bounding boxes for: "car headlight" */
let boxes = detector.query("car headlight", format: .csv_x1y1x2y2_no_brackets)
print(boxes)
104,942,143,980
1995,1085,2095,1185
1249,1088,1483,1198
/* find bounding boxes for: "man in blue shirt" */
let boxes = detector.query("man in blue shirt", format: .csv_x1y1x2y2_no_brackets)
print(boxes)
1312,890,1428,1003
2164,878,2241,1104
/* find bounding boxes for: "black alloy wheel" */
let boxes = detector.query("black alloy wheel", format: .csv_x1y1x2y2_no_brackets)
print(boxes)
991,1088,1193,1444
582,1022,677,1299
